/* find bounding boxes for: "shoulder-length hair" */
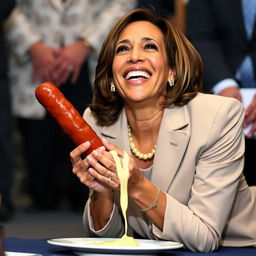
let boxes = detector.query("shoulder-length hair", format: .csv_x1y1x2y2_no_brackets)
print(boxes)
90,8,203,126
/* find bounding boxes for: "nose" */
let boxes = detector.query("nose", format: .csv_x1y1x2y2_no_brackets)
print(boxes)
128,46,144,63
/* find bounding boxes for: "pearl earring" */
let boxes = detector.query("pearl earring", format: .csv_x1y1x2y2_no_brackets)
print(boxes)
110,82,116,92
168,79,174,87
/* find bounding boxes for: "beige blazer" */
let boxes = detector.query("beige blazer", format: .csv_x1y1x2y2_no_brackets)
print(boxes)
82,93,256,252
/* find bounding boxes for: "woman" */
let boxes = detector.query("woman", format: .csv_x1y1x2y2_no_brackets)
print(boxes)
70,8,256,252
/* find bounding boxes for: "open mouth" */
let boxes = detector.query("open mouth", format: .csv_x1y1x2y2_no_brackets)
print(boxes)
124,70,152,80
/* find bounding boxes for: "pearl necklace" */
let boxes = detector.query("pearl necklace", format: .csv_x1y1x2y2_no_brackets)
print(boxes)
128,125,156,160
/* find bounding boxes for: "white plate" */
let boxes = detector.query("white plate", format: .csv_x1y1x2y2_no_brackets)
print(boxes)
5,252,41,256
47,237,183,256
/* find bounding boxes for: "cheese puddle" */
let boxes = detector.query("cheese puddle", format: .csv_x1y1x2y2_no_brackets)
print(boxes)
89,150,139,247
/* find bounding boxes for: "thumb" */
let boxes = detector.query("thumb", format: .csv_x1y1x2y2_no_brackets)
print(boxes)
102,138,124,157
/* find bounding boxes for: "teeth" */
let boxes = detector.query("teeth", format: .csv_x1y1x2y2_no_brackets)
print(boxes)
125,70,150,80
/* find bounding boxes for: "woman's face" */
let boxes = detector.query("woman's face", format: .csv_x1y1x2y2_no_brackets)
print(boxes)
112,21,172,106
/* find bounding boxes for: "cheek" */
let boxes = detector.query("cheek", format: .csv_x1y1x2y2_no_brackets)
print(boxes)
112,58,124,76
151,56,168,70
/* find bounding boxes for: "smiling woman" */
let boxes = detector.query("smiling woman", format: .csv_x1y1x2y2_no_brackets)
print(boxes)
112,20,171,108
70,8,256,253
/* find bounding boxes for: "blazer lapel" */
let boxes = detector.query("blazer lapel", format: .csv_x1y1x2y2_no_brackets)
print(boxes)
151,106,190,191
101,109,130,153
100,107,190,192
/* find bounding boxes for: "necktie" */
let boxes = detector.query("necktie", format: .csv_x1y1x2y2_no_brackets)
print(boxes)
243,0,256,38
236,0,256,87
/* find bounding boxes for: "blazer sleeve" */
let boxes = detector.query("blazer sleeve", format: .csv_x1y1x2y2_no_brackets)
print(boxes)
4,6,42,62
186,0,235,91
83,190,124,238
153,99,245,252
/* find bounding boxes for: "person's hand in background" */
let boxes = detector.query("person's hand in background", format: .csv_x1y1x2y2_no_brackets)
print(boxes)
28,42,59,84
53,39,93,85
219,86,242,102
244,94,256,138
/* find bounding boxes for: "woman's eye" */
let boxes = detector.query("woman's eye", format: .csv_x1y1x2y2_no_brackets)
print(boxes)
115,45,129,54
144,43,158,50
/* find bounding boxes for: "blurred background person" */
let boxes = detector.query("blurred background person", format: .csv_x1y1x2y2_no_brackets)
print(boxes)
4,0,135,213
0,0,15,221
186,0,256,185
137,0,175,21
137,0,187,32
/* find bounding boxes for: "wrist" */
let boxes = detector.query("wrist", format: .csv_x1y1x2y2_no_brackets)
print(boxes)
28,41,44,55
90,190,114,230
91,190,114,202
77,38,93,52
130,178,161,212
139,186,161,212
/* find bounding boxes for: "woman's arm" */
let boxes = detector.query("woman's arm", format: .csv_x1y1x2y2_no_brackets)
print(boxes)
4,6,42,62
159,99,244,252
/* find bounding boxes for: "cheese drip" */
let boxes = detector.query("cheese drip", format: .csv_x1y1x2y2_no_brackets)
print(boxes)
90,150,139,247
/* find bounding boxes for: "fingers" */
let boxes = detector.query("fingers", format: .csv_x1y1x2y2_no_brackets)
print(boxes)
86,148,119,188
52,59,73,85
102,138,124,157
246,124,256,138
219,87,242,102
70,141,91,165
71,65,81,84
70,141,100,188
70,141,92,178
243,95,256,138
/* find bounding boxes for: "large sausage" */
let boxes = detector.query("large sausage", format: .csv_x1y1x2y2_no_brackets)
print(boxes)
35,82,103,155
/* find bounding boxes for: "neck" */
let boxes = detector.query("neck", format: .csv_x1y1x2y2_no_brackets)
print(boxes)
124,94,165,124
125,105,163,162
125,106,164,136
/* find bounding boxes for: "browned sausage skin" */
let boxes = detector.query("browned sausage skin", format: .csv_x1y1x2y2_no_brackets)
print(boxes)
35,82,103,155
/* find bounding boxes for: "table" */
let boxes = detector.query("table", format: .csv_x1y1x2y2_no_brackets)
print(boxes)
3,237,256,256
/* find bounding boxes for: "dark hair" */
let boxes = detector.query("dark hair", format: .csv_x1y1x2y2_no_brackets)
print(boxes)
90,8,203,126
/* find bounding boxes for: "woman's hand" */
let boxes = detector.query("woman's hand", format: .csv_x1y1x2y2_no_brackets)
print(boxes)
70,139,123,192
70,140,117,231
70,138,144,194
101,138,145,194
70,141,109,193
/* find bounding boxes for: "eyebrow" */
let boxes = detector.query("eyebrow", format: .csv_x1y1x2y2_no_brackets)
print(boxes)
116,37,158,45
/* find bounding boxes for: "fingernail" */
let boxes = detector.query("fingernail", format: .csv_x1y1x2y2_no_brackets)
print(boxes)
83,141,90,148
98,146,105,152
88,168,94,174
102,138,109,145
87,155,93,162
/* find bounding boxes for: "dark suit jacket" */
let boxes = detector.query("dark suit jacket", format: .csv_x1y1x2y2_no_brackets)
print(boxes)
0,0,15,79
186,0,256,91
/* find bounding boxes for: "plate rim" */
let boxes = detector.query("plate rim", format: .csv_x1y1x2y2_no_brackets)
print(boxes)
47,237,183,253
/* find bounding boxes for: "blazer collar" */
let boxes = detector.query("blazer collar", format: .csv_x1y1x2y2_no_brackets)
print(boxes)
152,106,190,191
101,109,130,151
101,106,190,191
